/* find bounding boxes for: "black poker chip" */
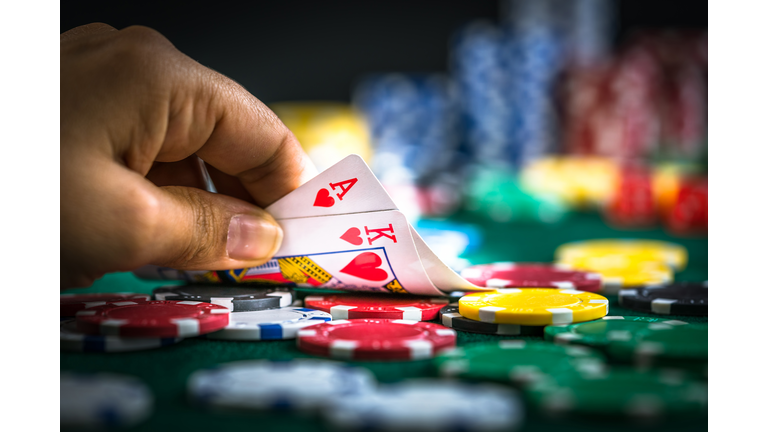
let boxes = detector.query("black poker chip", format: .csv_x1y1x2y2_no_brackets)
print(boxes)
618,281,708,316
437,303,544,336
152,285,293,312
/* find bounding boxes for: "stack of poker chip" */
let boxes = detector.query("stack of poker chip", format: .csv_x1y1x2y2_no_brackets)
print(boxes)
439,262,613,336
554,239,693,294
352,73,463,219
292,293,458,361
452,8,564,172
518,156,708,234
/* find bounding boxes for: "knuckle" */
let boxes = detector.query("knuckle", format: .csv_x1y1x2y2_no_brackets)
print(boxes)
119,25,173,49
107,26,177,80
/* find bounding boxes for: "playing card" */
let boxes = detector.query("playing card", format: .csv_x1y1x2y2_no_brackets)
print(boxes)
266,154,397,219
133,154,489,296
266,154,487,294
408,225,480,293
218,210,444,296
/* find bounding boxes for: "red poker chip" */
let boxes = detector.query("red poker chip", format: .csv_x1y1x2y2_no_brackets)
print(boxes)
296,318,456,361
75,300,230,338
666,176,707,235
460,263,603,292
60,292,151,317
304,294,449,321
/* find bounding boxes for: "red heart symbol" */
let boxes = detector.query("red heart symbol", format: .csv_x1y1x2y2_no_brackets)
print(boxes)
340,252,388,281
313,189,335,207
340,228,364,246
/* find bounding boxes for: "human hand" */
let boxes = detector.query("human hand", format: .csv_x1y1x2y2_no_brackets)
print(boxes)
61,23,316,288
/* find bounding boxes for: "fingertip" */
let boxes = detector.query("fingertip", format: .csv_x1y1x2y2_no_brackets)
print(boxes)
226,213,283,261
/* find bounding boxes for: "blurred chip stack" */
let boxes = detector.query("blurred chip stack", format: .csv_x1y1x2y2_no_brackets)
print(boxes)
343,0,706,236
353,74,463,220
561,31,708,163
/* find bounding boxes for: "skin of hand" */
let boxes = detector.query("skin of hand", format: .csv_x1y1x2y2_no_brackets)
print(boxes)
61,23,317,288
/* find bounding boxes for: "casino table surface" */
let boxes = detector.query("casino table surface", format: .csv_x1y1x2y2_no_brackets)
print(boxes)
61,212,707,432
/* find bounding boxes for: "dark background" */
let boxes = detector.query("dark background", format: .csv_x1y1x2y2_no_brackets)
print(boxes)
60,0,706,104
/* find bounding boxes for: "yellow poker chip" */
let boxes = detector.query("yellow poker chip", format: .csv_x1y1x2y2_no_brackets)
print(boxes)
458,289,609,326
566,256,674,294
561,259,674,294
555,239,688,271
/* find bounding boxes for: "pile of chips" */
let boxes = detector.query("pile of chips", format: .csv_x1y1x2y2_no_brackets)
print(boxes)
520,156,708,234
62,239,707,429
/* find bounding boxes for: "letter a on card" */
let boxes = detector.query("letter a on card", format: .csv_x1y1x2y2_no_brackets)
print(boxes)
266,155,397,220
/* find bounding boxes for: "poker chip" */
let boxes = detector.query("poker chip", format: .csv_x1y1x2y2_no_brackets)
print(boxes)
460,262,602,292
618,281,708,316
561,259,674,294
61,372,153,428
545,316,707,366
304,294,449,321
324,379,524,432
458,288,609,326
545,316,688,348
296,319,456,361
438,303,544,336
204,307,332,340
75,300,230,338
153,285,293,312
526,368,707,418
60,292,150,317
61,319,183,353
188,359,376,411
555,239,688,271
607,322,708,365
434,340,605,387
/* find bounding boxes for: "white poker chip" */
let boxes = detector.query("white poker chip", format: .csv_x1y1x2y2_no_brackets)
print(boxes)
188,359,376,411
203,307,332,340
324,379,524,431
60,372,153,429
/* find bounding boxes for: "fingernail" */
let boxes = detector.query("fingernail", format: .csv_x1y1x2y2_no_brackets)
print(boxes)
227,215,282,261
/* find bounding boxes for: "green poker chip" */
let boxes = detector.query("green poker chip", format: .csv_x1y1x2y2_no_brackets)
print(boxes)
544,316,707,369
526,368,707,418
544,316,687,347
607,322,708,364
433,340,606,387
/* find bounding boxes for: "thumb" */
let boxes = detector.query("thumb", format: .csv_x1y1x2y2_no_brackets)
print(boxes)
149,185,283,270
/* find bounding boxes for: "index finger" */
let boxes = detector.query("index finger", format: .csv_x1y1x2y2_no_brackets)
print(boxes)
148,35,317,206
199,81,318,206
199,81,317,206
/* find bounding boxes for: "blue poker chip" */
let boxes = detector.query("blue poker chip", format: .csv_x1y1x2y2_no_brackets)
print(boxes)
188,359,376,411
60,319,183,353
203,307,331,341
61,372,153,428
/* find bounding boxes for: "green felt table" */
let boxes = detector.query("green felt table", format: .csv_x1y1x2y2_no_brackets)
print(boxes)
61,212,708,432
